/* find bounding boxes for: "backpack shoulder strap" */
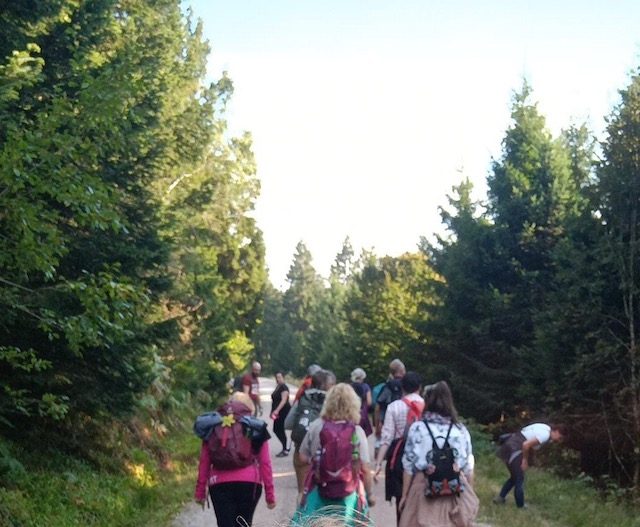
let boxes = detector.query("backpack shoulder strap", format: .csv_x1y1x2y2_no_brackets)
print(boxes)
424,420,454,445
424,420,437,444
444,422,453,443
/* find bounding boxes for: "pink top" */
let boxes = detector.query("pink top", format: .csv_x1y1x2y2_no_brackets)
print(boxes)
195,440,276,504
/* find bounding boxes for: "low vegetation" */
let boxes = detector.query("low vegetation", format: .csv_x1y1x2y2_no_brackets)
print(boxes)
0,415,200,527
2,418,638,527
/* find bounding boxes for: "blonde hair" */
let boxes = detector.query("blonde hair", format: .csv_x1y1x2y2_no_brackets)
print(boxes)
320,383,361,422
231,391,255,414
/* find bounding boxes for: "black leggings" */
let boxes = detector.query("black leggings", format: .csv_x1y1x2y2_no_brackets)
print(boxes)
273,409,289,450
209,481,263,527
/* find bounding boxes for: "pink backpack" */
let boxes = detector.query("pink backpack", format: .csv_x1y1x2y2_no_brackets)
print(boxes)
314,420,360,499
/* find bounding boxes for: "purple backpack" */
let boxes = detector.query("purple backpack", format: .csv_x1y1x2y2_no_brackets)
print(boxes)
315,420,360,499
207,400,256,470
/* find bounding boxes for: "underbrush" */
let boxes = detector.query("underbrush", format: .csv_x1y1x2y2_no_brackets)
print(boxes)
0,404,202,526
468,422,640,527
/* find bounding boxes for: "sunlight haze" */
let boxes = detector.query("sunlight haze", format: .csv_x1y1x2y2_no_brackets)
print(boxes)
184,0,640,289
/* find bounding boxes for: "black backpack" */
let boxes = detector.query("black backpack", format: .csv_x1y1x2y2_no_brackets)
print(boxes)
423,422,464,498
291,389,326,444
376,377,402,413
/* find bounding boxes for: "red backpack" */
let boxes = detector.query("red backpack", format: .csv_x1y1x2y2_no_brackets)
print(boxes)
314,420,360,499
207,400,257,470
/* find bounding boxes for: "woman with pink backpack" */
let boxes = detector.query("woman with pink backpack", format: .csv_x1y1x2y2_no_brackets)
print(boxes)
293,383,375,526
194,391,276,527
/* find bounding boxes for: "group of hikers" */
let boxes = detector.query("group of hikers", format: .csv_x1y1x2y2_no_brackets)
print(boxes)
194,359,568,527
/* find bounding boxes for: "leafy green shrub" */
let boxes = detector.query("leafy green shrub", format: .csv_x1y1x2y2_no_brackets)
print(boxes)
0,440,25,488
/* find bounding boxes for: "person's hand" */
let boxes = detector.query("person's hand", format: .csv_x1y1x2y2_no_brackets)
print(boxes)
373,462,382,483
271,412,278,420
195,498,205,510
368,494,377,507
267,501,276,509
521,458,529,471
398,495,407,511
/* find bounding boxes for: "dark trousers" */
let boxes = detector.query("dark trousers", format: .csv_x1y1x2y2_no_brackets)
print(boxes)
273,410,289,451
499,454,526,507
209,481,262,527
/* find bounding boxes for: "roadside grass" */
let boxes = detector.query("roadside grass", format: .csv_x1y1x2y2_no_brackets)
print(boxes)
0,421,201,527
469,423,640,527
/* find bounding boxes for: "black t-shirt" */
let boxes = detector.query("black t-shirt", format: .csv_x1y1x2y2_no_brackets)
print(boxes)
271,383,291,414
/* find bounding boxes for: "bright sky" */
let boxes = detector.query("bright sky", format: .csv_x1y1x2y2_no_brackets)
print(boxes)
184,0,639,289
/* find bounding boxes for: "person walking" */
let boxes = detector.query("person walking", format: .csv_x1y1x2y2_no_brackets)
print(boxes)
374,359,405,455
271,371,292,457
293,383,375,526
374,371,424,524
285,369,336,504
350,367,373,437
242,361,262,416
398,381,478,527
493,422,568,508
194,392,276,527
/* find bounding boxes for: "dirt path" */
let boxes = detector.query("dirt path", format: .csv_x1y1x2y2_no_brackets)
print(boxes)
170,377,487,527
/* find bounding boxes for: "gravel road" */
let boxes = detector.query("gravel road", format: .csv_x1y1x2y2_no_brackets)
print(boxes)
170,376,489,527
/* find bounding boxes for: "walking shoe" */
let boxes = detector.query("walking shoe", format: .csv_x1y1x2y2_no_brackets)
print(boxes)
492,496,506,504
276,450,289,457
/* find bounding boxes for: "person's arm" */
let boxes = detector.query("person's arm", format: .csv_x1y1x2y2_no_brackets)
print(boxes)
361,460,376,506
465,455,475,486
454,425,475,484
242,377,250,396
398,421,424,510
374,403,382,437
365,388,372,410
374,443,389,480
374,406,396,477
374,386,390,437
258,441,276,508
398,469,412,511
355,426,376,506
520,437,540,470
195,443,210,504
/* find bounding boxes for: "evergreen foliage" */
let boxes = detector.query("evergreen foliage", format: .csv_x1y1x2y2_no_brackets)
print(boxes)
2,0,640,506
0,0,265,446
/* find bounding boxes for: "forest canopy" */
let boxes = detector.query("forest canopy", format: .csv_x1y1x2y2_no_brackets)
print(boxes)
0,0,639,499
